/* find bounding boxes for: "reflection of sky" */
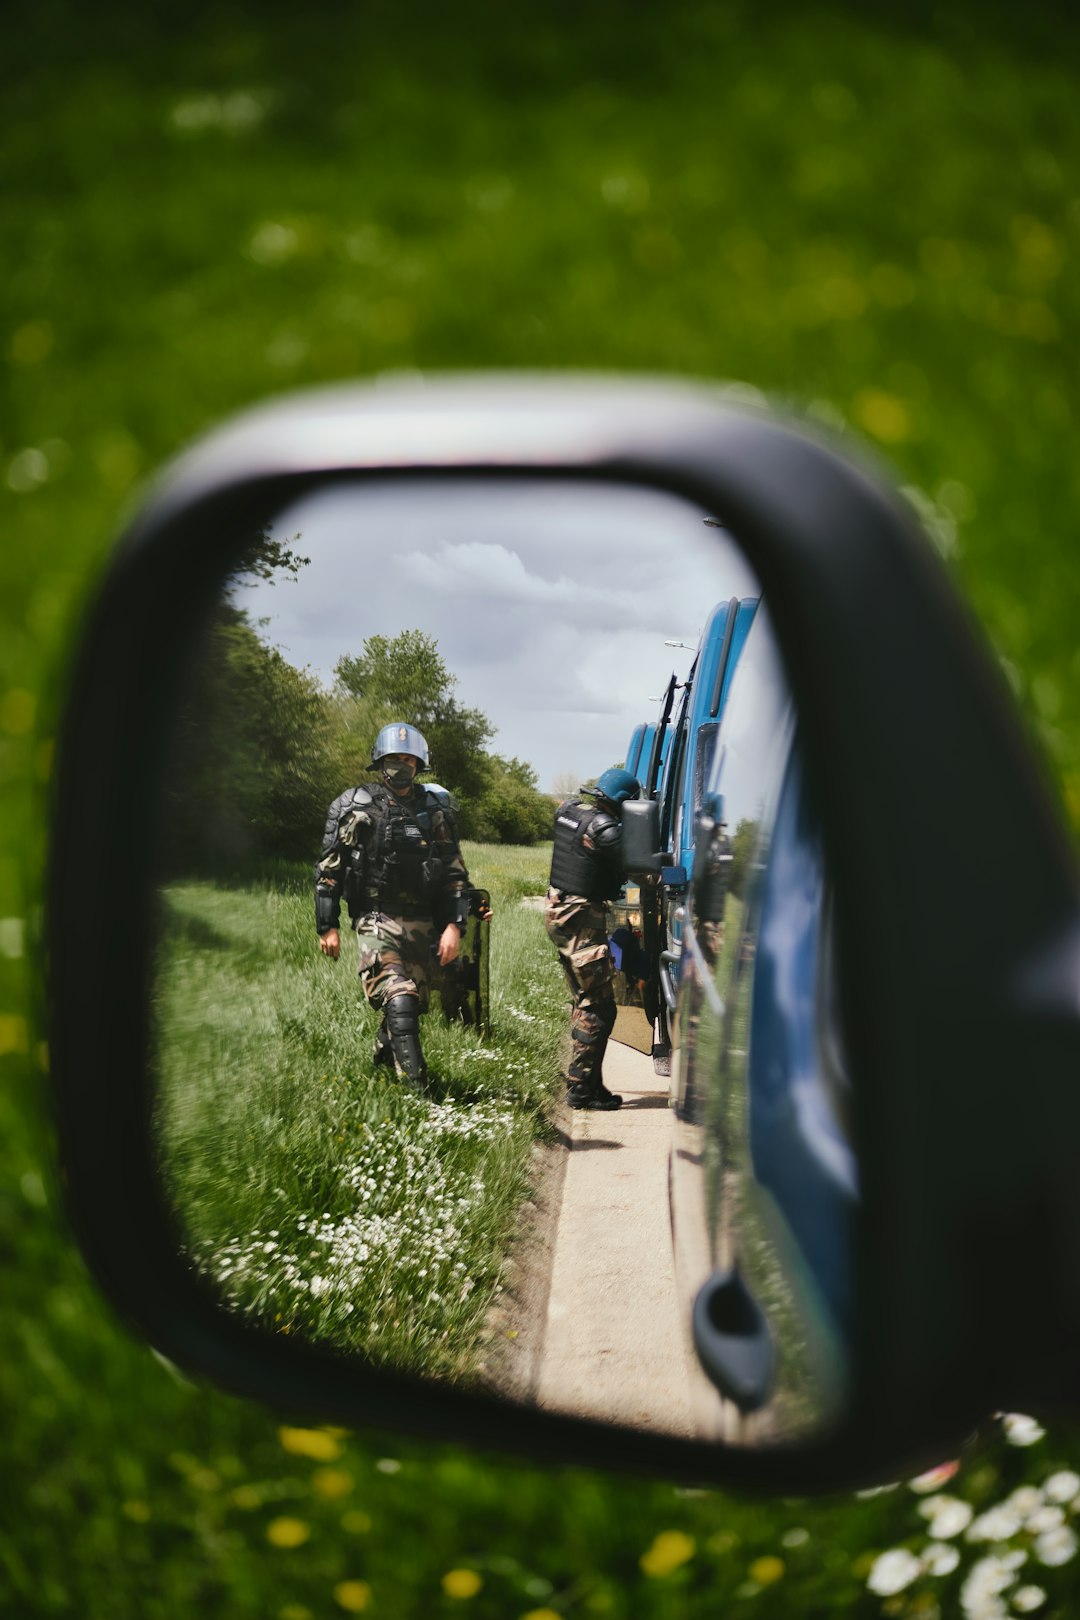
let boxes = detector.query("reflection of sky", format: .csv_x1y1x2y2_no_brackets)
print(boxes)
758,808,858,1197
235,479,758,790
710,606,793,831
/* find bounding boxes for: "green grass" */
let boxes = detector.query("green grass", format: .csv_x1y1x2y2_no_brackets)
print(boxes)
5,2,1080,1614
154,846,561,1380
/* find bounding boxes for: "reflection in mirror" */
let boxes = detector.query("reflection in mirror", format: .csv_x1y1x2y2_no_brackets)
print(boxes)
151,476,856,1446
671,605,858,1444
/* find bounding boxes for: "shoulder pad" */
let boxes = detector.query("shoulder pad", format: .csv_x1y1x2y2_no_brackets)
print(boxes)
590,810,622,846
351,786,375,808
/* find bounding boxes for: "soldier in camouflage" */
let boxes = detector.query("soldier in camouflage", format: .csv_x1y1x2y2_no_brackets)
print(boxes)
545,766,641,1110
315,723,472,1093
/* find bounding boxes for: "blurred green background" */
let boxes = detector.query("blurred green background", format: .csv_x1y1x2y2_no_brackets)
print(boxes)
3,1,1079,1613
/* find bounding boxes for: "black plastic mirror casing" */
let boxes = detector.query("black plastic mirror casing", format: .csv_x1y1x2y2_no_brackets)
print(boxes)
621,798,663,873
47,376,1080,1493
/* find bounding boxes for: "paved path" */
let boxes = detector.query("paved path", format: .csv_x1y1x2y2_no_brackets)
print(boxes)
536,1042,704,1437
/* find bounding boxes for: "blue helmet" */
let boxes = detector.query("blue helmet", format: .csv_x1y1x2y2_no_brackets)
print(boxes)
590,767,641,807
372,723,430,769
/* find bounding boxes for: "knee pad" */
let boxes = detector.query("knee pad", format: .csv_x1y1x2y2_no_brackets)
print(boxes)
384,994,428,1092
385,993,420,1039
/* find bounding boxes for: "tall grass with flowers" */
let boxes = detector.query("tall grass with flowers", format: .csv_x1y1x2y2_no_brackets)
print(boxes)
153,841,560,1380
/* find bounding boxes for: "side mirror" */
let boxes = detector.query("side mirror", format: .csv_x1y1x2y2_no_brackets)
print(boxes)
47,374,1080,1496
621,797,663,873
691,794,730,926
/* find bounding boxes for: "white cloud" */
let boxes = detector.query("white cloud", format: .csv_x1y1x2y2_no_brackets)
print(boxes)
234,478,757,789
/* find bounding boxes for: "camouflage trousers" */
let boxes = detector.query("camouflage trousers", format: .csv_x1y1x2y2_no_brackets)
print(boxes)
353,911,436,1012
544,889,617,1088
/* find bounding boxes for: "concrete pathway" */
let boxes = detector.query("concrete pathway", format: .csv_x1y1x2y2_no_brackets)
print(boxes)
536,1041,703,1437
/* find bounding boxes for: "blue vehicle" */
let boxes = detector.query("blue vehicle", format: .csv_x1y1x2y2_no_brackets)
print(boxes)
622,721,659,782
668,603,859,1438
612,594,759,1069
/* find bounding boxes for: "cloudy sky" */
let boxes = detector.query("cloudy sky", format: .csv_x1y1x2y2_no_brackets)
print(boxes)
235,478,759,791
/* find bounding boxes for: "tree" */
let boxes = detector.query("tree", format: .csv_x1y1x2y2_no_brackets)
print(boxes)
167,618,555,869
550,770,581,801
334,632,555,842
166,608,336,869
334,630,494,804
227,524,310,588
728,817,760,900
164,527,328,871
468,754,554,844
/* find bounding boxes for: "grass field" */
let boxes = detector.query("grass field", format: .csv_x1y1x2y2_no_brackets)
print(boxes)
154,842,562,1380
5,2,1080,1613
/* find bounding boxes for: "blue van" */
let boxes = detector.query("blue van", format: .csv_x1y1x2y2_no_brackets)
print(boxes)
668,603,859,1435
611,594,758,1068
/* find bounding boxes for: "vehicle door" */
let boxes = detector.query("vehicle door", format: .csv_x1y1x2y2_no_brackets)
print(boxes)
670,607,858,1440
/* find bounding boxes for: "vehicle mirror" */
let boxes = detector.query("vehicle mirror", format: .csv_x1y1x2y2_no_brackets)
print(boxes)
690,796,730,927
47,375,1080,1495
621,798,662,873
691,792,723,874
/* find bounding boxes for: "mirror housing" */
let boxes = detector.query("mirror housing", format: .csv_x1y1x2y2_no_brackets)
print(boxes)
46,374,1080,1494
691,794,730,927
621,797,663,873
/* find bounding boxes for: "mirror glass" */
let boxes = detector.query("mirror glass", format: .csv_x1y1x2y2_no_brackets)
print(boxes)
151,475,857,1445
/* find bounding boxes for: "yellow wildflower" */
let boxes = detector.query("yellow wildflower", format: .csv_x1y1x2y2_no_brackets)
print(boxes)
0,689,35,736
278,1426,342,1462
748,1556,785,1586
266,1517,311,1549
442,1569,484,1599
312,1467,354,1500
640,1530,696,1577
0,1016,28,1056
853,388,911,445
521,1611,562,1620
334,1580,373,1612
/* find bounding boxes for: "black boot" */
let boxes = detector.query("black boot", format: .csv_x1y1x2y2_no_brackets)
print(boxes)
384,994,429,1094
566,1080,623,1111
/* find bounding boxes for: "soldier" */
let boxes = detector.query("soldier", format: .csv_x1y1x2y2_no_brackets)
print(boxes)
545,766,642,1110
314,723,471,1093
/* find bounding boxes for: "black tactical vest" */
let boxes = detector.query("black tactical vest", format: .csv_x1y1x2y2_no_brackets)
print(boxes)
549,799,623,902
367,784,444,903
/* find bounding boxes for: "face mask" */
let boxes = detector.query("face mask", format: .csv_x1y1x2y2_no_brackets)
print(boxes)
383,760,417,790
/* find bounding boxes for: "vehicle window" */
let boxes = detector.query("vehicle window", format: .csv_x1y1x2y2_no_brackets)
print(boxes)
660,679,693,852
691,722,720,826
707,607,794,875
